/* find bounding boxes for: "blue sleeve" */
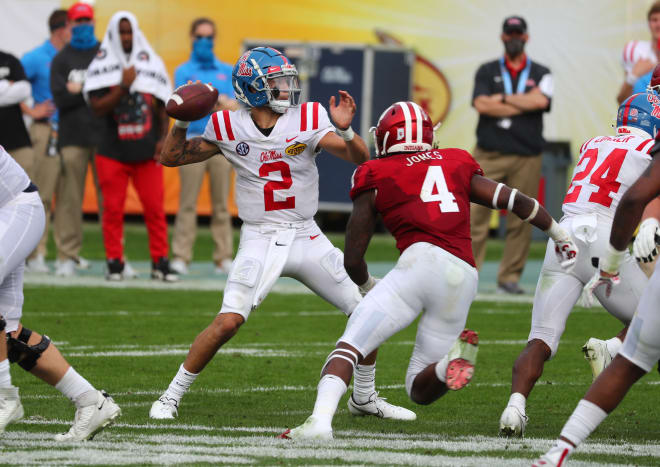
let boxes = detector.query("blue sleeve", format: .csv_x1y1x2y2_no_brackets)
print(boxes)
20,51,38,82
174,63,189,88
218,64,234,97
633,71,652,95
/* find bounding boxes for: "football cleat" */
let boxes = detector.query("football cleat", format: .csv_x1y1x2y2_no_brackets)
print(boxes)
445,329,479,390
149,396,178,419
0,386,24,433
347,392,416,420
279,415,332,440
55,390,121,442
532,445,571,467
499,405,528,437
582,337,612,380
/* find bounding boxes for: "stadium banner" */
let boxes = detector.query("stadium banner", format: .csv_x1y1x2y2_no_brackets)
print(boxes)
1,0,655,215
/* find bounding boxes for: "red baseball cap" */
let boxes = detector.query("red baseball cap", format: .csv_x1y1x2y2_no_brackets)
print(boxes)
67,2,94,21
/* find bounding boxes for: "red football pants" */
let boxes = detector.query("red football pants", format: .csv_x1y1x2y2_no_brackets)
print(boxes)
95,155,168,262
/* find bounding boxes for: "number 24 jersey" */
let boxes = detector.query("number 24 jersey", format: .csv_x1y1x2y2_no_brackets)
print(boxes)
202,102,334,224
350,148,483,267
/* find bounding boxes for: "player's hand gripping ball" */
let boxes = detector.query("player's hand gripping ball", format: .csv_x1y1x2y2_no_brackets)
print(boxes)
166,82,219,121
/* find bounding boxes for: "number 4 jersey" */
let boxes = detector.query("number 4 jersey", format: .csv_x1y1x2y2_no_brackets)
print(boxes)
562,134,655,218
350,148,483,267
202,102,334,223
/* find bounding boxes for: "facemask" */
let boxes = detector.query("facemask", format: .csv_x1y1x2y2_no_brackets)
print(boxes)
192,37,214,64
71,24,97,50
504,38,525,58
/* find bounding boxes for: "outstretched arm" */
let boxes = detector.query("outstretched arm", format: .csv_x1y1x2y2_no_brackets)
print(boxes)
344,190,377,290
159,124,220,167
318,90,368,164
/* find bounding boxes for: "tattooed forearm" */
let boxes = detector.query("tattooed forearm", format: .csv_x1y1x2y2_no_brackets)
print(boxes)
159,127,219,167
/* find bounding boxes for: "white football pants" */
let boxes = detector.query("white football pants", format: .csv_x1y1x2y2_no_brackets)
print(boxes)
0,191,45,332
529,213,646,357
338,242,478,397
220,220,361,320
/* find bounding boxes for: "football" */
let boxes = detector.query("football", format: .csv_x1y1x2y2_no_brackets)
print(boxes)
166,82,219,121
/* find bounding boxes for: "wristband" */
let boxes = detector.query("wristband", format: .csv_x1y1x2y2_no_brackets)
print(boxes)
336,126,355,142
174,120,190,129
601,243,626,274
625,71,639,86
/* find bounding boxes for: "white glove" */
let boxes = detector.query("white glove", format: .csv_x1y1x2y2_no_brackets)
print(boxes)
554,238,579,272
633,218,660,263
580,270,621,308
358,275,378,297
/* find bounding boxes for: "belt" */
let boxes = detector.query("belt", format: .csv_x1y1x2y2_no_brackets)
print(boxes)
33,118,49,124
23,182,38,193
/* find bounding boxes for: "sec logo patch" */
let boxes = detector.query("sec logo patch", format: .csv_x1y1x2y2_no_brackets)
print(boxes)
236,142,250,156
285,142,307,156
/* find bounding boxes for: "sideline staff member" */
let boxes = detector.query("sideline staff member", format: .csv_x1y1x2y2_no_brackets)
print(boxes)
470,15,553,295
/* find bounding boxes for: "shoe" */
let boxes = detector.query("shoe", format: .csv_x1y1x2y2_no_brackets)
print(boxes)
123,261,139,279
26,255,50,273
279,415,332,440
497,282,525,294
0,386,24,433
55,259,76,277
105,259,124,281
214,258,233,275
149,396,178,419
532,445,572,467
499,405,528,437
347,392,416,420
75,257,91,270
151,257,178,282
54,390,121,442
582,337,613,380
170,258,188,276
445,329,479,390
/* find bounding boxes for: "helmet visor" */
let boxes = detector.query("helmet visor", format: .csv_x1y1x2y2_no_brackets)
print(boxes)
267,75,301,107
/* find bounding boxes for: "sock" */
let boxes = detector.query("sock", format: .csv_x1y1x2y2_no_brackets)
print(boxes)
434,356,449,383
559,399,608,447
606,337,623,359
55,367,95,404
0,359,12,388
508,392,526,413
163,364,199,403
311,374,347,429
352,363,375,404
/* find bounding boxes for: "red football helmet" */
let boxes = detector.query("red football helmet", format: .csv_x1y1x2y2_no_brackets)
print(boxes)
372,101,434,157
649,63,660,93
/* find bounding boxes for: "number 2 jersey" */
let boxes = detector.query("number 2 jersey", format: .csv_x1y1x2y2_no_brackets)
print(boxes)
202,102,334,224
562,134,655,218
350,148,483,267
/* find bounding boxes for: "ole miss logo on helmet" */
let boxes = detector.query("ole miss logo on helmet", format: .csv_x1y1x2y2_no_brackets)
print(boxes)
237,62,252,77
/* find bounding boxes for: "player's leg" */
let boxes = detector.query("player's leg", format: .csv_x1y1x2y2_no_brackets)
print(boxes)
405,246,479,404
500,240,582,437
151,224,269,418
286,229,414,420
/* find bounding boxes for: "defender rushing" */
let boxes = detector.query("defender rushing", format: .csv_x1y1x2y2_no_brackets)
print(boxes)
281,101,577,440
499,93,658,438
150,47,415,421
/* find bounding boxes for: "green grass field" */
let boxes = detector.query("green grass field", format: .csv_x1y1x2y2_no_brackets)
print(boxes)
5,284,659,465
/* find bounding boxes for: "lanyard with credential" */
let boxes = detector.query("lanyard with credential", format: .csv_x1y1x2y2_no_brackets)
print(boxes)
499,57,531,95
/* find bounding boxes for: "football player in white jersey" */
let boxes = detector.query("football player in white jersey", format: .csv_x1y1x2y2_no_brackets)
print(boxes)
533,108,660,467
499,93,659,438
0,145,120,439
150,47,415,421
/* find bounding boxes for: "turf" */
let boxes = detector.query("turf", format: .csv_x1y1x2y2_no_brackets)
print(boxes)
5,286,659,465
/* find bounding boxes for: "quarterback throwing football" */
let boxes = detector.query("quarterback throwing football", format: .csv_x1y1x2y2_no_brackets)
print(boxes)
280,101,577,440
150,47,415,421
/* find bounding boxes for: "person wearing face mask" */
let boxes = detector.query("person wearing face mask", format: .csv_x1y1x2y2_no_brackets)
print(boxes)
169,18,237,277
470,15,553,295
47,2,103,277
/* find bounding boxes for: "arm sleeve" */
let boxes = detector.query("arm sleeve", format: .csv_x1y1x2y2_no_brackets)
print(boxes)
201,112,226,151
20,52,37,83
537,70,553,112
7,55,27,81
472,64,492,102
0,79,31,106
50,54,86,111
308,103,334,154
174,65,187,88
621,41,636,74
349,163,376,200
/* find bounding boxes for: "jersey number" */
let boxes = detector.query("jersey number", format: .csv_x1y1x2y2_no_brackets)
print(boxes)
260,161,295,211
419,166,459,212
563,147,626,207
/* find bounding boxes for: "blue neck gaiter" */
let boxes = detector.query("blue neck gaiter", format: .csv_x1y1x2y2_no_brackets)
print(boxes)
192,38,214,65
71,24,98,50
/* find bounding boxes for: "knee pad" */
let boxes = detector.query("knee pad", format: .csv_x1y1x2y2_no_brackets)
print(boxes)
7,327,51,371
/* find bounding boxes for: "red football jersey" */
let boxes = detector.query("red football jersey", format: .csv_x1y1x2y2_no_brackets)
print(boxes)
350,148,483,266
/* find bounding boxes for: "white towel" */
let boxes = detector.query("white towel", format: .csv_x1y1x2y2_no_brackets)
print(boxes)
253,228,296,308
83,11,171,103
